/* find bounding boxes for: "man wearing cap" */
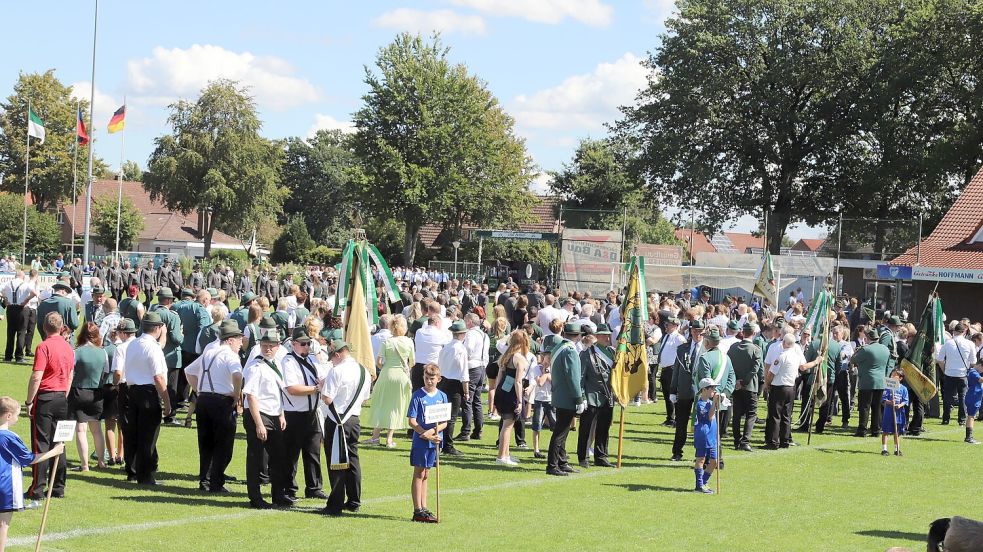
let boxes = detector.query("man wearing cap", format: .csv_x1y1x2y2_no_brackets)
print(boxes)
654,316,686,427
124,312,173,484
719,320,741,353
669,319,705,461
221,266,236,307
242,325,290,509
676,289,692,311
83,285,107,324
139,260,156,310
185,319,243,493
174,288,212,369
879,315,903,373
578,323,616,468
437,321,470,456
697,290,712,311
36,281,79,340
2,269,36,363
729,323,763,450
150,288,185,423
696,327,736,439
112,318,138,472
230,292,257,331
546,323,586,476
849,327,890,437
281,328,328,500
320,339,371,516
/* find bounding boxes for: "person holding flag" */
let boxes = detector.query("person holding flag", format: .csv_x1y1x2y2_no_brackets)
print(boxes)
695,327,735,442
577,323,615,468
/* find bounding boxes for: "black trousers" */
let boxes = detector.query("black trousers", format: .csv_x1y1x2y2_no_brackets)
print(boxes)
177,351,199,406
323,415,361,512
577,405,613,463
814,383,836,432
672,398,694,457
718,408,732,437
835,371,853,423
118,383,134,474
4,304,25,361
28,391,68,499
410,363,425,392
765,385,795,447
244,411,288,504
547,408,575,471
857,389,883,436
659,367,675,423
283,410,323,496
647,365,658,401
903,380,925,433
438,378,465,451
195,393,237,490
21,307,36,355
126,385,162,483
141,288,154,310
942,375,967,424
731,389,757,447
459,367,485,436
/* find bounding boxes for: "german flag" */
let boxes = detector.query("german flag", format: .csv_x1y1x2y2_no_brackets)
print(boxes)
107,105,125,134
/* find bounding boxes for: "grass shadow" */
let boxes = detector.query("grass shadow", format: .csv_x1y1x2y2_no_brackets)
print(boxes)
112,494,250,509
815,448,878,455
603,483,692,494
854,529,925,542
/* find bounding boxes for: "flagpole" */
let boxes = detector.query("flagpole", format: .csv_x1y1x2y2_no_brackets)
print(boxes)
71,100,80,260
82,0,99,264
616,406,625,469
21,99,32,265
114,98,125,258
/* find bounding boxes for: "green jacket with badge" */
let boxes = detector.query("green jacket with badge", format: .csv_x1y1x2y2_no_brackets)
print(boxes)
877,326,898,371
36,295,79,339
150,304,184,369
728,339,764,394
805,337,840,387
670,339,703,401
550,338,584,411
695,348,736,407
580,344,615,408
851,342,890,390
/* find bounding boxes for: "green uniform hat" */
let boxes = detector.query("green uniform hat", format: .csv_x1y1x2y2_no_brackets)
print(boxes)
742,322,757,334
91,285,105,295
117,319,138,334
241,292,257,304
864,327,879,340
562,323,581,336
887,315,902,326
726,320,740,331
206,287,218,297
689,319,706,330
328,339,349,355
542,335,560,351
449,321,467,334
219,319,244,340
156,287,174,300
666,316,680,325
292,327,312,344
51,282,72,293
180,288,194,298
705,327,722,340
594,323,612,335
142,312,164,327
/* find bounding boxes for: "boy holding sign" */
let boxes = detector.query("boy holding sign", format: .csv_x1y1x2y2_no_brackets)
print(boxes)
881,369,908,457
0,396,66,551
407,363,448,523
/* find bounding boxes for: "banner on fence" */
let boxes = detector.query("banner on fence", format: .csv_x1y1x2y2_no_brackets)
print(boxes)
557,229,622,296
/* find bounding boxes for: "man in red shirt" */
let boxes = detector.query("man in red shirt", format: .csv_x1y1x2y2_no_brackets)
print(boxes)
25,312,75,501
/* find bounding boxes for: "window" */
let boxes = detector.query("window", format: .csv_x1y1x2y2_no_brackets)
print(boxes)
971,224,983,245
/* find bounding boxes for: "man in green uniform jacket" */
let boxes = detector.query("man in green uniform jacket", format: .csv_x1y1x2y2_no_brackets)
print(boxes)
850,327,890,437
695,327,736,438
806,326,842,434
150,288,185,422
577,324,616,468
546,323,586,477
36,283,79,340
878,315,902,372
728,323,763,450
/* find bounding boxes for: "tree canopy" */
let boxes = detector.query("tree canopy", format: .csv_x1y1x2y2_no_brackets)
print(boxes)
91,194,144,252
0,192,60,259
144,79,286,257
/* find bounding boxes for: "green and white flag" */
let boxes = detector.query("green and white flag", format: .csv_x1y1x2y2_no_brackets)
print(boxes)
27,108,45,144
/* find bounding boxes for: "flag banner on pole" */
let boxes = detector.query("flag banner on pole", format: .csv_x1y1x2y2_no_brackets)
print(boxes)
899,297,941,403
803,290,833,337
611,256,649,407
344,242,376,380
28,108,45,144
107,105,125,134
752,250,777,303
76,106,89,146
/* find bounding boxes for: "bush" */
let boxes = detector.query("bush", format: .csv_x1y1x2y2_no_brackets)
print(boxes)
270,216,315,264
302,245,340,266
202,248,251,276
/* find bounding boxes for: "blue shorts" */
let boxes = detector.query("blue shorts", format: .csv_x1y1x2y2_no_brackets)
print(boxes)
967,401,981,417
410,445,437,468
695,445,717,460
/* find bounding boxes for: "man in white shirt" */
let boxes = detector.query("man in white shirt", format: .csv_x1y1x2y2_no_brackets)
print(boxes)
458,313,489,441
436,321,469,455
22,269,41,357
184,319,243,493
655,317,687,426
537,295,563,336
320,339,371,516
718,320,741,354
281,328,327,501
242,326,290,509
763,333,820,449
2,269,36,362
370,315,393,362
123,312,173,485
412,309,451,390
936,323,976,426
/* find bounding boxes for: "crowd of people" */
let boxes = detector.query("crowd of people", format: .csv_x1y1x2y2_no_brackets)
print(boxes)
0,258,981,529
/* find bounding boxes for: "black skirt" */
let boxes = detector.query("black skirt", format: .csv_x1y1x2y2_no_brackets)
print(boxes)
69,387,104,422
101,384,119,420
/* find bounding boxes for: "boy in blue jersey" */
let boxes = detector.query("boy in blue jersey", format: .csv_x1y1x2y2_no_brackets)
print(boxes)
693,378,719,494
407,363,448,523
0,396,65,550
881,368,909,456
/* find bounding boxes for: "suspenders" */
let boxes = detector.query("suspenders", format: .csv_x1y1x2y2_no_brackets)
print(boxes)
200,353,219,393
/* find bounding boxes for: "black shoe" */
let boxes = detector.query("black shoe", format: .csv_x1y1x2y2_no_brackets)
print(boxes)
208,486,231,494
224,474,238,482
595,459,615,468
305,490,329,500
881,450,889,456
670,455,683,461
198,482,210,492
470,432,482,440
272,499,295,508
853,431,866,437
534,451,546,459
250,500,272,510
546,468,569,476
738,444,753,452
343,502,360,513
578,460,589,469
320,507,343,517
137,478,159,486
941,420,950,425
454,433,470,442
894,450,903,456
443,447,464,456
560,464,579,474
662,420,675,427
762,444,779,450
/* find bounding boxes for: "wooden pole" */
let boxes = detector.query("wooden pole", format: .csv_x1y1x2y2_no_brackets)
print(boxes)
434,444,440,523
714,394,721,495
616,406,626,468
34,456,60,552
892,390,900,454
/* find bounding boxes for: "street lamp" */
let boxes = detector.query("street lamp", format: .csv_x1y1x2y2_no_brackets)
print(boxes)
452,240,461,279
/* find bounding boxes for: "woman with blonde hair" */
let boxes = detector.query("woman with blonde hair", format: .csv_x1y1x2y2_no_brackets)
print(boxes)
367,315,415,447
486,316,511,420
494,330,529,466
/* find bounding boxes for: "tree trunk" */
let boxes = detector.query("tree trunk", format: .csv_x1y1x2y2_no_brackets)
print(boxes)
403,221,419,266
204,216,215,258
766,209,790,255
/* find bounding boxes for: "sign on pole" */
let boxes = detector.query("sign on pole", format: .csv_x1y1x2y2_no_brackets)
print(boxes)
54,420,77,442
424,403,452,425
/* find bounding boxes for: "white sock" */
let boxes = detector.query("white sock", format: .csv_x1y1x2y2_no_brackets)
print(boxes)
881,444,887,452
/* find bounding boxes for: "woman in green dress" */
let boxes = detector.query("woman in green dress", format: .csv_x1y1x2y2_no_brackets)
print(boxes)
366,315,415,447
70,322,109,470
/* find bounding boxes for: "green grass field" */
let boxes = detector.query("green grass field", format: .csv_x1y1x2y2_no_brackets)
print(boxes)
0,314,973,551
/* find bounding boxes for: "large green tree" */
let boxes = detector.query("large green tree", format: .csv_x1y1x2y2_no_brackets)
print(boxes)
616,0,889,253
551,138,681,252
0,193,60,258
270,215,315,264
281,129,357,246
351,33,534,265
91,195,144,252
0,70,107,211
144,79,286,257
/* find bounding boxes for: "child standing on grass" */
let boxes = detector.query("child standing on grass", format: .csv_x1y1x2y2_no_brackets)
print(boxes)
0,396,65,552
881,368,908,457
407,363,448,523
527,349,555,459
693,378,719,494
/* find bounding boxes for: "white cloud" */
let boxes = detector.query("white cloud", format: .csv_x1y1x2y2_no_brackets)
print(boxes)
530,171,553,194
511,53,649,132
449,0,613,26
372,8,487,35
643,0,676,24
69,82,119,133
306,114,355,139
126,44,320,111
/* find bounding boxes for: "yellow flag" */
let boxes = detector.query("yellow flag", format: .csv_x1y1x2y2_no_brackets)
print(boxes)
344,243,376,380
611,257,649,407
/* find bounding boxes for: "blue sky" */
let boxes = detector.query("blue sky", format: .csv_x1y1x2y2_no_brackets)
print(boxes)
4,0,820,239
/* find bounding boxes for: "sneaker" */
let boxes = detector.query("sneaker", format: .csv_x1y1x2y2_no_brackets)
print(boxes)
386,441,397,448
23,500,42,510
489,414,501,421
362,437,380,446
966,438,981,445
894,450,903,456
495,457,519,466
629,400,640,407
881,450,889,456
515,443,529,450
695,486,715,494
